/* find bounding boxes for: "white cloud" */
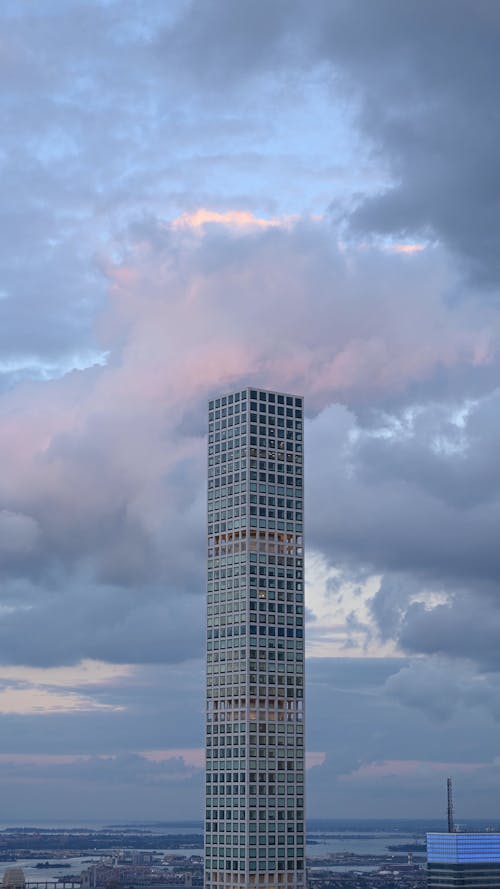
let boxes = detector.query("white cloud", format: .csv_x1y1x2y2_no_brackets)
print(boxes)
0,686,123,715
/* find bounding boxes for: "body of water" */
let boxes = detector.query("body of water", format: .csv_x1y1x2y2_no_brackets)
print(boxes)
0,858,93,882
3,819,494,880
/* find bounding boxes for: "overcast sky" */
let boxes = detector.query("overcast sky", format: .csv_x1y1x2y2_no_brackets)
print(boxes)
1,0,500,823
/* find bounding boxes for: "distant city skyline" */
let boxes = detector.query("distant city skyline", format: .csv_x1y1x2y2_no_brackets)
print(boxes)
1,0,500,821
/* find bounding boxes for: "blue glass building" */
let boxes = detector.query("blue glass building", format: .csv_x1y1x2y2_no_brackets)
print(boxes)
427,833,500,887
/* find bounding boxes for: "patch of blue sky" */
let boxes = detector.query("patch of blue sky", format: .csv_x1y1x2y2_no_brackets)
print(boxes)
162,76,389,216
0,350,109,387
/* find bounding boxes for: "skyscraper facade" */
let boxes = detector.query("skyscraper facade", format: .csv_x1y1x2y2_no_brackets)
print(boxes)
206,388,305,889
427,833,500,888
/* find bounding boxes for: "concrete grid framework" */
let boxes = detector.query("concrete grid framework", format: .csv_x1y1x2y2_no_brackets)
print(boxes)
205,387,305,889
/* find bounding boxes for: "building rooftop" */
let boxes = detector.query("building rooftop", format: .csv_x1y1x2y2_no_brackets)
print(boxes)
427,832,500,863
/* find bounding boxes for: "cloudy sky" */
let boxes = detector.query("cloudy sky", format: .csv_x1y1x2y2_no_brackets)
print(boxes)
1,0,500,822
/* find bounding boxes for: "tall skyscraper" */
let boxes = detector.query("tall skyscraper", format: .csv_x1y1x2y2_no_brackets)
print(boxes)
427,833,500,887
205,388,305,889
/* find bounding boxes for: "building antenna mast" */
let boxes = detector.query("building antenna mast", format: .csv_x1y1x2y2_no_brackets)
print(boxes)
447,777,455,833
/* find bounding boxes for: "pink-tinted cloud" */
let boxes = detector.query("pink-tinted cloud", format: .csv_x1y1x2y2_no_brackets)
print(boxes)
0,660,133,687
99,214,493,408
0,686,123,715
0,748,325,770
0,753,93,765
4,215,467,531
0,211,497,667
142,748,205,767
306,751,326,769
171,208,291,231
341,759,484,782
388,243,427,254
